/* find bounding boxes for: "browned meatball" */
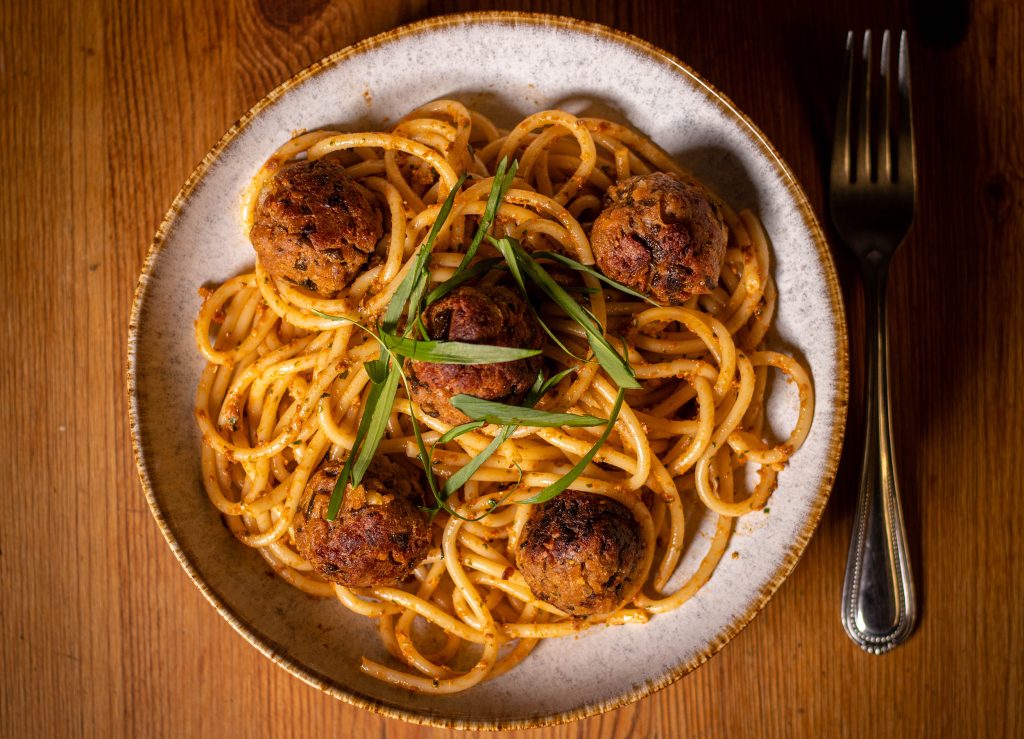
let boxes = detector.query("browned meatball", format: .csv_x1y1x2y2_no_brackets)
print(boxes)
405,285,544,425
515,491,645,616
292,457,431,587
250,159,382,296
589,172,727,305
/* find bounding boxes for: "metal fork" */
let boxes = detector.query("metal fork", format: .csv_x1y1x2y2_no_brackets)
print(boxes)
830,30,917,653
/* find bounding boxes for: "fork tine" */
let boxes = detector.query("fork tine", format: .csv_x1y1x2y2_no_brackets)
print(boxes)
858,31,873,182
879,30,893,182
897,30,916,185
831,31,854,184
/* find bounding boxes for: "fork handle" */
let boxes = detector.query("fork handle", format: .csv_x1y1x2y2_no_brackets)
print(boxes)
841,265,916,653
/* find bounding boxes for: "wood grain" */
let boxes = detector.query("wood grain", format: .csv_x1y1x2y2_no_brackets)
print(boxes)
1,0,1021,736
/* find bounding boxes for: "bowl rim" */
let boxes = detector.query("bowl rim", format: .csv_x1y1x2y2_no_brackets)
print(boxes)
127,10,849,730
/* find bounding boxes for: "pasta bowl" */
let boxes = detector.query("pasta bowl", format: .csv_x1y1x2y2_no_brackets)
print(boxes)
128,12,848,729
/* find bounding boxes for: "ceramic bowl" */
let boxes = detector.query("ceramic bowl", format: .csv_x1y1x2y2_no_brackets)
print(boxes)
128,12,848,729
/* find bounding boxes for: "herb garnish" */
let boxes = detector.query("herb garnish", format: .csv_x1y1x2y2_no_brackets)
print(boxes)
518,386,626,504
487,234,640,389
529,250,660,306
379,333,540,364
320,157,643,520
449,395,606,428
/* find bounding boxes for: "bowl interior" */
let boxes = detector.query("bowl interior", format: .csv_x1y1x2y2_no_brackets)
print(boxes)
129,14,846,728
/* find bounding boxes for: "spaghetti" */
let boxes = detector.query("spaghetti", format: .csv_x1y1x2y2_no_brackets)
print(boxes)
194,100,814,694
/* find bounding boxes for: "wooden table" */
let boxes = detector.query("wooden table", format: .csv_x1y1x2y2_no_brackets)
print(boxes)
2,1,1021,736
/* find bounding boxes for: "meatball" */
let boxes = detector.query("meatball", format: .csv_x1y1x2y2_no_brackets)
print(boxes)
589,172,728,305
515,491,645,616
405,285,544,425
249,158,382,296
292,456,431,587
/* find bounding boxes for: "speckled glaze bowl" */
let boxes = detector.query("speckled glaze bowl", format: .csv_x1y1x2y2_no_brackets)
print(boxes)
128,12,848,729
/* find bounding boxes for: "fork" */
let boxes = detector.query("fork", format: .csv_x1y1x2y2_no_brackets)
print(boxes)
830,30,917,654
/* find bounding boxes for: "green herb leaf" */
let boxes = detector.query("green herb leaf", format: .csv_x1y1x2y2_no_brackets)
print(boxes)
523,366,577,406
450,395,606,427
495,237,640,389
364,356,389,384
517,386,626,505
520,256,638,387
531,305,590,363
327,362,400,520
454,158,518,274
404,271,432,336
380,332,540,364
436,420,486,444
587,333,639,388
425,257,505,306
405,388,446,516
489,235,528,295
349,366,400,488
311,308,359,322
382,173,468,334
411,375,512,521
526,366,549,398
532,251,661,305
434,367,576,501
442,425,515,497
382,254,423,336
329,416,372,518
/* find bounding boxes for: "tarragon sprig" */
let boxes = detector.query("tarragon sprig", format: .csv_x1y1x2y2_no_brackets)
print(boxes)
321,155,645,519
